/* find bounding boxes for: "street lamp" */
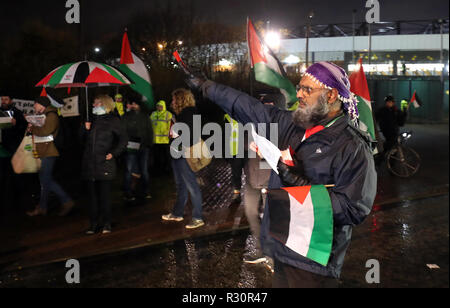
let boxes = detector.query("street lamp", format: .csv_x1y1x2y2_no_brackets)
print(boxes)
94,47,101,53
264,31,281,50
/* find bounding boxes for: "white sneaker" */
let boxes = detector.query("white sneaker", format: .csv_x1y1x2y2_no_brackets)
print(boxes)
185,219,205,229
162,213,184,222
244,256,268,264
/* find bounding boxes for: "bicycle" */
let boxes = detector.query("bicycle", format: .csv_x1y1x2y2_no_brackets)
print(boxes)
386,131,421,178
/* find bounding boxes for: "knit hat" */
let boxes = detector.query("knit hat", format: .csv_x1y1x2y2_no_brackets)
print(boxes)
304,62,359,126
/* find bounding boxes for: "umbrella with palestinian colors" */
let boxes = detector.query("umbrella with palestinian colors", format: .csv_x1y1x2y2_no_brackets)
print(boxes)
36,61,131,88
36,61,132,120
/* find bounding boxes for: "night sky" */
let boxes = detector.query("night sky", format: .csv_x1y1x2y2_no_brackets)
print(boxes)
1,0,448,39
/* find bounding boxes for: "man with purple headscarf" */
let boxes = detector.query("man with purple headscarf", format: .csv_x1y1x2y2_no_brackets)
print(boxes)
183,61,377,288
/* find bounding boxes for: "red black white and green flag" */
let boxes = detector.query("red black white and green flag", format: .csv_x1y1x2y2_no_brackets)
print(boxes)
247,18,298,108
349,58,376,143
410,90,422,108
268,185,333,266
120,31,155,110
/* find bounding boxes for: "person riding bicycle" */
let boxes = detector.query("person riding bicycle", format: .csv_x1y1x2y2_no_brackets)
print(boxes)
375,95,409,156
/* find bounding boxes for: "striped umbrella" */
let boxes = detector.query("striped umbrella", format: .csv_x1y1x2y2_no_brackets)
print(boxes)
36,61,131,88
36,61,132,121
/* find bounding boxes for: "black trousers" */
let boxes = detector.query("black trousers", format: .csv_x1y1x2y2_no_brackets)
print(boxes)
153,144,171,174
87,180,112,227
230,157,246,191
273,259,339,288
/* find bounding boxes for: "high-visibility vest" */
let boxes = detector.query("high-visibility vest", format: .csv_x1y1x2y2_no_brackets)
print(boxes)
115,102,125,116
151,110,173,144
224,114,239,157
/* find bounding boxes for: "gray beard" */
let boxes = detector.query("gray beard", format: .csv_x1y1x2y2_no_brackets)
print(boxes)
292,92,330,129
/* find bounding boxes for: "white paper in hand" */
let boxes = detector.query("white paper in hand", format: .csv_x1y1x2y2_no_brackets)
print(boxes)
250,125,281,174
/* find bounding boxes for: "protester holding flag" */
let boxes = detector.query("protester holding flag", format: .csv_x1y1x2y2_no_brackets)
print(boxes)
375,95,408,156
180,60,377,287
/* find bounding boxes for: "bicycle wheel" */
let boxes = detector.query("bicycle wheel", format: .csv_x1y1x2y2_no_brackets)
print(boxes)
386,145,421,178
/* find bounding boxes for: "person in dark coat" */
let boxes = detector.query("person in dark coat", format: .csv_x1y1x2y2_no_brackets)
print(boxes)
81,94,127,234
26,97,75,217
0,95,27,213
122,99,153,200
161,88,204,229
375,95,408,155
243,93,286,265
183,61,377,287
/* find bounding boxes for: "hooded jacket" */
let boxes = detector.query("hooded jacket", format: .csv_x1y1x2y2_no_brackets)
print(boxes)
150,101,173,144
202,81,377,278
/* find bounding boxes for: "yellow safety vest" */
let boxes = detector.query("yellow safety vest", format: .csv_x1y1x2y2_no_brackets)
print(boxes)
115,102,125,116
151,110,173,144
225,114,239,157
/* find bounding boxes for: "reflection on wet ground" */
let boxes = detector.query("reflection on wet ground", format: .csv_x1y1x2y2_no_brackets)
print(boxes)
0,194,447,288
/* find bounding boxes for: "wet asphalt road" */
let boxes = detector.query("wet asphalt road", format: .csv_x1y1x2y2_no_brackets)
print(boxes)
0,194,448,288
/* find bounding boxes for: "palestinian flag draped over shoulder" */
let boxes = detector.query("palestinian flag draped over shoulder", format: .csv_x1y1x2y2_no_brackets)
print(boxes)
268,185,333,266
349,58,376,142
120,31,155,110
247,18,298,106
410,90,422,108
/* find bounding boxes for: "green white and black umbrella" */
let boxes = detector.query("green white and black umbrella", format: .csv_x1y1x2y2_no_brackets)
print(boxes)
36,61,131,88
36,61,132,120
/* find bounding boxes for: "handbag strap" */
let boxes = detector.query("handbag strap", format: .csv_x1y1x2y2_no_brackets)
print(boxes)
31,134,40,158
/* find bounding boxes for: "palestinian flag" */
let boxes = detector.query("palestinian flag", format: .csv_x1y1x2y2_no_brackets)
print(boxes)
120,31,155,110
247,18,298,106
349,58,376,142
267,185,333,266
410,90,422,108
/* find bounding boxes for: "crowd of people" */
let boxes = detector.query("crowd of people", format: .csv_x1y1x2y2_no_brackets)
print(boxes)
1,59,415,287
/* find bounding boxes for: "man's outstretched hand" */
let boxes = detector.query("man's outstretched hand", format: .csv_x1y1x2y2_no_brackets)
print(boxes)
173,51,207,91
184,69,207,91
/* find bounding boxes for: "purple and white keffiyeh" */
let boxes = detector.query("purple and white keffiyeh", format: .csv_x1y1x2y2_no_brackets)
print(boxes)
305,62,359,126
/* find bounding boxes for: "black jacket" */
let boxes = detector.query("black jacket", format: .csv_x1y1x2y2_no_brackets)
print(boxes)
375,106,407,140
80,114,128,181
0,106,27,154
202,81,377,278
123,110,153,148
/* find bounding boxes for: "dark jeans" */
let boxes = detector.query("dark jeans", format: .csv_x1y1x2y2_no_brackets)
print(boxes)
39,157,71,210
171,158,203,220
0,157,14,213
230,157,246,191
87,180,112,227
124,148,150,195
273,259,339,288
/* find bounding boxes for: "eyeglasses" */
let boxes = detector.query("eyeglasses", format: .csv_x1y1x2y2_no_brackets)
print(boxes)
296,84,326,96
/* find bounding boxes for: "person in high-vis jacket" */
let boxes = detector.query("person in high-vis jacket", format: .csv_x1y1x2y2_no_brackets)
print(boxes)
114,94,125,117
150,100,173,174
224,114,246,204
